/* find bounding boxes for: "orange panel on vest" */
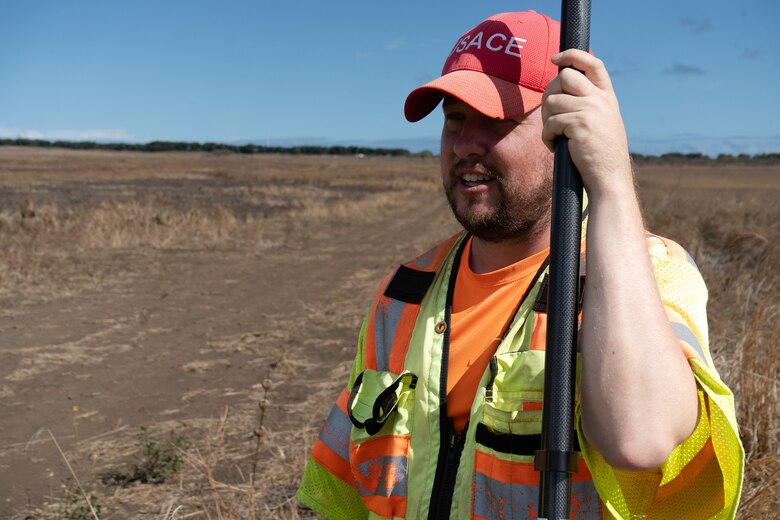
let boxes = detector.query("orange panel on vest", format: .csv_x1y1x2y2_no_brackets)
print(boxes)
350,435,411,517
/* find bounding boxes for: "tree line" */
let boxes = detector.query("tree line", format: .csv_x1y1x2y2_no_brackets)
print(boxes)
0,138,778,163
0,138,420,157
630,152,780,165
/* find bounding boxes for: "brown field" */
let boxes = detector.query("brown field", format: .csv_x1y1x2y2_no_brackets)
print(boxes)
0,146,777,519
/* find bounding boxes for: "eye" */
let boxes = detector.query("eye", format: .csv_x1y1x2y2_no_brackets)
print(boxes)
444,110,465,121
485,117,518,135
443,110,466,131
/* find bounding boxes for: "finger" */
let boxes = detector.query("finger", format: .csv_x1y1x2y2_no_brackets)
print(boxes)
543,67,599,102
551,49,614,93
557,67,597,98
542,110,591,148
542,76,562,104
541,112,574,151
543,92,587,118
541,124,556,152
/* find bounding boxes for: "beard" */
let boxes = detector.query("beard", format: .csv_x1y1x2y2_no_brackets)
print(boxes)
444,160,553,243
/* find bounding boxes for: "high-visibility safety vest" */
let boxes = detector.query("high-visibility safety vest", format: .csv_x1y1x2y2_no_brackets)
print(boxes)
297,232,744,520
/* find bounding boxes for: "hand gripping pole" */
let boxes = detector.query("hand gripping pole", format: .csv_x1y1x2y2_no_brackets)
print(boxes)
536,0,591,519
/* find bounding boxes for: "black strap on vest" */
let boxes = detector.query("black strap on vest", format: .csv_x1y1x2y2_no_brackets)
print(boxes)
475,423,581,457
534,448,580,474
383,264,436,304
347,371,419,436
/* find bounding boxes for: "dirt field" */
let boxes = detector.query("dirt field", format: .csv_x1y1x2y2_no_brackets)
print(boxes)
0,147,777,518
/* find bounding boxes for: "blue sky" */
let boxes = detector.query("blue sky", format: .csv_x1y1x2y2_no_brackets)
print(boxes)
1,0,778,156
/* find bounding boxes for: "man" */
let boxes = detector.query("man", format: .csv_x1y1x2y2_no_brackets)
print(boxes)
297,11,743,519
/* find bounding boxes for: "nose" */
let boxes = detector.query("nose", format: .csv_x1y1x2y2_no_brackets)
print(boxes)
451,118,488,159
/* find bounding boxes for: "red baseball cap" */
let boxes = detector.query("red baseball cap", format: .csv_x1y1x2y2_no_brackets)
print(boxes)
404,11,561,122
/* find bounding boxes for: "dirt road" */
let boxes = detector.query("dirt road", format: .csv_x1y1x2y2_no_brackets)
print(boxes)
0,148,457,515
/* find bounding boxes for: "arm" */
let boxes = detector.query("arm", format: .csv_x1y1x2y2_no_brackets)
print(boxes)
541,50,698,470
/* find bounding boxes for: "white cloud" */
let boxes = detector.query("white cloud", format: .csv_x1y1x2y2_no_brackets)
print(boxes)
384,38,404,51
0,126,137,142
662,63,706,78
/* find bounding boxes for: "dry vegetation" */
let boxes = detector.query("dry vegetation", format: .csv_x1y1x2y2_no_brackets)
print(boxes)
0,147,777,518
637,166,780,517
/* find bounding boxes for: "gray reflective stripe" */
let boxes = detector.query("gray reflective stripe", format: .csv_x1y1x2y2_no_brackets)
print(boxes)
473,472,536,519
409,247,436,269
374,297,405,371
354,455,408,497
571,481,601,518
318,403,351,463
473,473,600,519
672,322,706,361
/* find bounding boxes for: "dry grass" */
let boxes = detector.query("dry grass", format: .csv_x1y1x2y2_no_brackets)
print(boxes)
1,149,777,518
0,201,287,305
1,200,284,250
638,166,780,518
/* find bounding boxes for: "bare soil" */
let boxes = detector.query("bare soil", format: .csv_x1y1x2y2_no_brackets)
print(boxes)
0,147,777,518
0,147,459,517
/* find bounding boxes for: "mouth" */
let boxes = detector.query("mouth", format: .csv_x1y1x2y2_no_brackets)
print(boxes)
461,172,493,186
449,160,500,193
456,170,497,191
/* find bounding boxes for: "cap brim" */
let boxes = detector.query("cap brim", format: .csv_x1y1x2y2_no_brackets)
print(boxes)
404,70,544,122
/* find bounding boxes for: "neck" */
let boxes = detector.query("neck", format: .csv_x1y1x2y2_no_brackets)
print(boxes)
468,225,551,274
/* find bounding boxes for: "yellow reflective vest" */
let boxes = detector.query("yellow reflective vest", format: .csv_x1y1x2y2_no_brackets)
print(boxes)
297,232,744,519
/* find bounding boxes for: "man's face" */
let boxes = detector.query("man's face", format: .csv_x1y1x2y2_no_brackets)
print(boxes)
440,98,554,243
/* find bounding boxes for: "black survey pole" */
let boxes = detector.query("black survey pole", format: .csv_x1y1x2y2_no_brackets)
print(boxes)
536,0,591,519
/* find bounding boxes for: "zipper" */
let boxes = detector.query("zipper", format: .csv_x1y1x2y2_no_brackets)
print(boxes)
430,425,469,518
485,357,499,403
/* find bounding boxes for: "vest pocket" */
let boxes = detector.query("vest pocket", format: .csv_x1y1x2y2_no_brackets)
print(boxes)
471,351,600,519
347,369,415,518
472,351,544,518
482,350,546,435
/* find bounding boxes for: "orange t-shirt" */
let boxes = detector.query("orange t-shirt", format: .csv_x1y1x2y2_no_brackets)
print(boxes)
448,237,549,431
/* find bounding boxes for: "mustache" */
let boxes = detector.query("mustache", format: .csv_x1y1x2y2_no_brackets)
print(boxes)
449,159,502,180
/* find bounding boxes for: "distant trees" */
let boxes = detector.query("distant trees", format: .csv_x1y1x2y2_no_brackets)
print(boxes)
629,151,780,165
1,138,778,163
0,138,416,157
